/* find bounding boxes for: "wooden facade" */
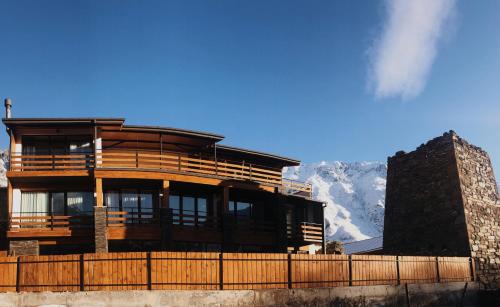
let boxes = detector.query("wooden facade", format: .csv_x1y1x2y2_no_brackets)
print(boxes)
1,117,324,255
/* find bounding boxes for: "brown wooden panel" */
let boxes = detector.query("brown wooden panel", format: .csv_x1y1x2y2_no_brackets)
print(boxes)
291,254,349,288
18,254,80,292
83,252,147,291
0,256,17,292
399,256,438,284
438,257,472,282
150,252,219,290
351,255,397,286
223,253,288,290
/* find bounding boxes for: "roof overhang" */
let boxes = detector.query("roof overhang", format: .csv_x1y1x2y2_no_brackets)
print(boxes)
2,118,125,127
122,125,224,142
216,144,301,167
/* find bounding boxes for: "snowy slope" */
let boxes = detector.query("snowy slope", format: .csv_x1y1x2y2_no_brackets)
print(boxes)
284,162,387,243
0,150,7,187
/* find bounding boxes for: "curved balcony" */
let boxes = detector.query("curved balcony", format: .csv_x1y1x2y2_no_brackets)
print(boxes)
9,150,312,198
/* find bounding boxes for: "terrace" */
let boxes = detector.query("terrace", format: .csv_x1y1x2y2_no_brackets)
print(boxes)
9,149,312,198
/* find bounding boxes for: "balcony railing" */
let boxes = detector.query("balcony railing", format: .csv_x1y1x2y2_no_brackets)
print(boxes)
287,222,323,243
9,150,312,197
9,212,94,230
10,153,94,171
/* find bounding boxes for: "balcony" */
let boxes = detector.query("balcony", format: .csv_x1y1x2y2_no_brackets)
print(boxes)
7,212,94,238
287,222,323,243
10,150,312,198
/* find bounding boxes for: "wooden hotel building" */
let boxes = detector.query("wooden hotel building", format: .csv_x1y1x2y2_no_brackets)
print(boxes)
1,99,324,255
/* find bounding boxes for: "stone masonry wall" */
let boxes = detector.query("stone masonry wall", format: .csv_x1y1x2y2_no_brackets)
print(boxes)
453,134,500,289
384,130,500,289
383,132,470,256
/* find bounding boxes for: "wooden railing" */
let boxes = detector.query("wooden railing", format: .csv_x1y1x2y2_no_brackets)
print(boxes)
9,150,312,197
0,252,475,292
299,222,323,243
9,152,94,171
172,213,221,230
106,209,159,226
286,222,323,243
95,149,311,197
9,212,93,230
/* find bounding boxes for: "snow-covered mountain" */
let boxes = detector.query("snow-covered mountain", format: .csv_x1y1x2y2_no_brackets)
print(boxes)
0,150,7,187
284,162,387,243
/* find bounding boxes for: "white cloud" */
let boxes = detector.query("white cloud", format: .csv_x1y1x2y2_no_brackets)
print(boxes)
369,0,456,100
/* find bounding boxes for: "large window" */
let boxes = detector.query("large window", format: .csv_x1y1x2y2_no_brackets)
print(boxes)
229,201,252,218
20,191,93,216
22,135,93,155
169,194,210,226
104,189,157,215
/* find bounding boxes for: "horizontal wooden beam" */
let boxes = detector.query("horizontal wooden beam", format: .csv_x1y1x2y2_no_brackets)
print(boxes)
7,170,91,178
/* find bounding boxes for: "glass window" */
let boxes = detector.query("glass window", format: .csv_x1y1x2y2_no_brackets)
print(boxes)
229,201,236,213
236,202,251,217
105,191,120,212
122,190,139,213
51,192,65,215
198,197,207,223
21,192,49,216
183,196,195,225
140,192,153,218
69,136,92,154
170,195,180,224
183,196,195,214
169,195,180,213
67,192,93,215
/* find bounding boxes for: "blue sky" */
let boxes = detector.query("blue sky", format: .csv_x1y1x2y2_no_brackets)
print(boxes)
0,0,499,175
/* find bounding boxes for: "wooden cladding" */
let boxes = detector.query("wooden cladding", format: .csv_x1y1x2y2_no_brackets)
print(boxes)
0,252,474,293
9,150,312,197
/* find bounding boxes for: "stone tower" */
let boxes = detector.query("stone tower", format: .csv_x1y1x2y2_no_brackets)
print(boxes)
384,131,500,288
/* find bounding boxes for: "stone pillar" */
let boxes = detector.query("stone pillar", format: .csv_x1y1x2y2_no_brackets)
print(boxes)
94,177,108,253
9,240,39,256
94,206,108,253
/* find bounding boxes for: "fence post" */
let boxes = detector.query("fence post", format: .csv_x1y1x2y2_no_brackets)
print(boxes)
79,254,84,291
219,253,224,290
348,255,353,287
287,253,292,289
15,257,20,292
469,257,475,282
146,252,152,290
435,256,441,283
396,256,401,285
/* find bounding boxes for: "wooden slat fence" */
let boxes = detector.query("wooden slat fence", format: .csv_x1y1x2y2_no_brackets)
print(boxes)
352,255,398,286
0,252,474,293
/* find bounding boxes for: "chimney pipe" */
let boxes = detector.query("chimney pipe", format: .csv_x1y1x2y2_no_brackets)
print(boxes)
4,98,12,118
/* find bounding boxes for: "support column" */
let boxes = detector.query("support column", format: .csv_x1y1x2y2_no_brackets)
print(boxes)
321,204,326,254
94,178,108,253
275,193,288,253
221,186,234,252
160,180,173,250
